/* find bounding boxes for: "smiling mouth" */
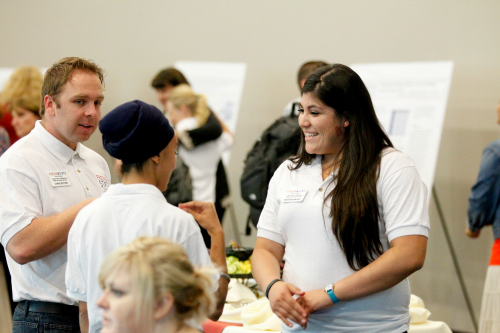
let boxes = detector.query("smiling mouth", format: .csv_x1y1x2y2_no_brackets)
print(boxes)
304,133,318,138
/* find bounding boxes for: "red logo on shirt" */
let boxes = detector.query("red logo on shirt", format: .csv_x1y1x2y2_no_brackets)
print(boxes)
96,175,109,191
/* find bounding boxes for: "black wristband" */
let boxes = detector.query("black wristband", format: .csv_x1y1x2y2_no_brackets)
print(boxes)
220,272,231,283
265,278,282,298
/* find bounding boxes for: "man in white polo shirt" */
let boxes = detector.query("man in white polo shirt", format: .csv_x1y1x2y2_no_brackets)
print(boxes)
0,57,111,332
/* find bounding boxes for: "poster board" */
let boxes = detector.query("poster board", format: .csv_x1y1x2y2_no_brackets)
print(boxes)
174,61,247,135
173,61,247,164
351,61,454,197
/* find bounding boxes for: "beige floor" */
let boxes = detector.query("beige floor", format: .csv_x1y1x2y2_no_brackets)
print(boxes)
0,263,12,333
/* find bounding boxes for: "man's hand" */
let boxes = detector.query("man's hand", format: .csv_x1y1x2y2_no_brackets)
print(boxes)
178,201,222,235
465,227,480,238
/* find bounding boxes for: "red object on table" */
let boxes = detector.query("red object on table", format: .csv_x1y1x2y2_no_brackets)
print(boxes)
202,319,243,333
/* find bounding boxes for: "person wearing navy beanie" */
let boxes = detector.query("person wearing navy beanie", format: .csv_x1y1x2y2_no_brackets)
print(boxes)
65,100,228,333
100,100,175,165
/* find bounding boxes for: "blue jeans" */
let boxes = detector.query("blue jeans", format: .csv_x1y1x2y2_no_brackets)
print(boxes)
12,302,80,333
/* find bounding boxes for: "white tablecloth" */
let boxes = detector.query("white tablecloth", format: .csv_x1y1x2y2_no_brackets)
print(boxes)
409,320,453,333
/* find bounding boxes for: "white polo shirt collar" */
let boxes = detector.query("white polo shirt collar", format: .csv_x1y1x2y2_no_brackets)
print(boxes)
32,120,85,164
307,155,337,185
104,183,165,200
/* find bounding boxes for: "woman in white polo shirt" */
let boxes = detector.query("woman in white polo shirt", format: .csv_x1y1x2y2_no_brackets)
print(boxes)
252,64,429,333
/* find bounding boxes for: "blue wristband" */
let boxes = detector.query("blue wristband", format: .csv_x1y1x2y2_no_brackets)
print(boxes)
326,288,340,304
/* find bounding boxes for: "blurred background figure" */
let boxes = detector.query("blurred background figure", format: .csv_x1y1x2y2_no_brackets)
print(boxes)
166,84,233,248
0,111,9,156
0,66,43,140
0,65,43,315
240,61,329,231
97,236,216,333
151,68,231,247
282,60,329,117
466,99,500,333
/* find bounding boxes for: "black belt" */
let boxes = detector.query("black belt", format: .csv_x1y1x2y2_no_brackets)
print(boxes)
19,300,79,317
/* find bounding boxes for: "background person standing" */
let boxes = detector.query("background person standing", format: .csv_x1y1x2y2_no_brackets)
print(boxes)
466,99,500,333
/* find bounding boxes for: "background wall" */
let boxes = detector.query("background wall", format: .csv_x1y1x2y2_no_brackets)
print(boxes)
1,1,499,331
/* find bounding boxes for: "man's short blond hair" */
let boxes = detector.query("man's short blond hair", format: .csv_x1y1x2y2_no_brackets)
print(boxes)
40,57,104,117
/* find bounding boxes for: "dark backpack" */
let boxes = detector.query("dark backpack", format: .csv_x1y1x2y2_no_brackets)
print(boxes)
240,110,302,230
163,157,193,207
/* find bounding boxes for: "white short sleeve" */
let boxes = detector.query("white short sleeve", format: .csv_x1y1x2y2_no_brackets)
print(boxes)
0,167,42,246
378,151,430,242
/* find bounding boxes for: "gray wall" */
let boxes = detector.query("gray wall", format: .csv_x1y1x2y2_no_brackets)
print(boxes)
2,1,499,331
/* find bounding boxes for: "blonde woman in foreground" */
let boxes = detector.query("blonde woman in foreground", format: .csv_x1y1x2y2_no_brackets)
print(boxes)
97,237,216,333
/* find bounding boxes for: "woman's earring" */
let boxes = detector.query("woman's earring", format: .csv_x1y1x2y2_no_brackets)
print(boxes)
344,121,349,127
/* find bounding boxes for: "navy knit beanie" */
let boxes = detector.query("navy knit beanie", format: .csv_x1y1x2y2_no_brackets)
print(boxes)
99,100,175,164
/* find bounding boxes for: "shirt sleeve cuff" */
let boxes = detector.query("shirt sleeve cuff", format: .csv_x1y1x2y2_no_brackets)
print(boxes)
256,228,285,245
1,215,36,247
66,289,87,302
387,225,429,243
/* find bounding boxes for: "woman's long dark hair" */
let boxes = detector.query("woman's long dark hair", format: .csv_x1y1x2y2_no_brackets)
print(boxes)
291,64,393,271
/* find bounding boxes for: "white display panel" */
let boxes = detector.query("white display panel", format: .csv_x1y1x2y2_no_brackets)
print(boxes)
174,61,247,135
351,61,454,197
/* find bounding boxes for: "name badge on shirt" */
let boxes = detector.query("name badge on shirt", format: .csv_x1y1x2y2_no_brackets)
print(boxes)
283,189,307,203
48,171,71,187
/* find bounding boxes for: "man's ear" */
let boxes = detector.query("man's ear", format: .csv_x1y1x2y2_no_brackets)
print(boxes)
44,95,57,116
153,293,174,321
151,155,161,165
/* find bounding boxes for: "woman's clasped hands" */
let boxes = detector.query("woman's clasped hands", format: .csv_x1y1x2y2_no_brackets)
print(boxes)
268,282,336,329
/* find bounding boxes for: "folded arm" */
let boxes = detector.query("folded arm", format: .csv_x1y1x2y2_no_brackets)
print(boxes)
296,235,427,313
252,237,307,328
7,198,94,264
183,111,223,148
